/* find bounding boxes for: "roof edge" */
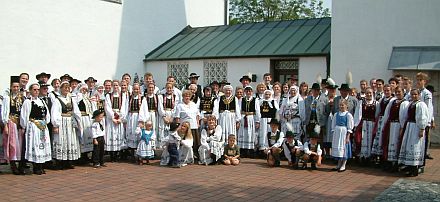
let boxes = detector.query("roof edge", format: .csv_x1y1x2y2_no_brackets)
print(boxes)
144,25,193,61
144,53,330,62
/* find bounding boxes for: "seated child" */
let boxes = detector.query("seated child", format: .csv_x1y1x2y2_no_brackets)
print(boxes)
160,121,181,168
136,120,156,165
91,110,106,168
265,119,284,167
223,135,240,166
282,131,303,169
302,135,322,170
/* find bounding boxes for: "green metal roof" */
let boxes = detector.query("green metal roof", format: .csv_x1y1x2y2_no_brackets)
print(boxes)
144,17,331,61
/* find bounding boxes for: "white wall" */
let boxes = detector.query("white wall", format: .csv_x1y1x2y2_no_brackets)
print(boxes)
0,0,122,90
185,0,226,27
331,0,440,85
299,57,327,85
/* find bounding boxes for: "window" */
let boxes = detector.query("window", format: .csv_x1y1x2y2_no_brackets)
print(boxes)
272,59,299,83
167,62,189,89
388,46,440,70
203,60,228,86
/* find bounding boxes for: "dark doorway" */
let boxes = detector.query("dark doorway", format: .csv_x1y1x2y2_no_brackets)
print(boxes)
271,59,299,83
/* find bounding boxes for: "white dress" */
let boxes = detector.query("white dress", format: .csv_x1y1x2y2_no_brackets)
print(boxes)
237,97,260,150
136,128,156,158
179,135,194,165
77,94,96,153
398,101,429,166
141,94,163,143
279,95,305,140
217,95,241,142
20,97,52,163
353,99,377,158
51,94,82,160
372,97,392,155
127,95,149,149
198,125,224,164
158,93,179,143
258,99,278,150
331,111,354,159
104,92,128,151
380,99,408,161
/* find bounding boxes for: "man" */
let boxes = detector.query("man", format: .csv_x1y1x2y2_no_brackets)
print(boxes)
388,77,398,93
416,72,435,160
210,81,220,98
333,83,358,116
374,79,385,101
19,73,29,97
320,78,328,96
370,78,377,93
188,84,200,107
183,73,202,99
60,74,73,82
38,81,53,168
304,83,329,143
121,73,132,94
103,79,112,95
70,78,82,95
263,73,272,90
84,77,97,97
357,80,368,100
141,72,160,95
36,72,51,84
239,75,252,88
394,74,403,88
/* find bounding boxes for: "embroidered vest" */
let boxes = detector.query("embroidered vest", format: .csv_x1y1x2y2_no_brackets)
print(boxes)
241,97,256,113
261,100,276,118
200,96,216,114
30,100,47,120
219,95,236,111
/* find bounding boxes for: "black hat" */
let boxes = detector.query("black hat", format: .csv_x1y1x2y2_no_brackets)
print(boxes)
92,110,104,119
70,78,82,84
338,83,351,91
210,81,219,86
269,119,280,125
188,73,200,79
38,81,50,87
326,84,339,89
321,79,328,84
285,131,296,138
239,75,252,83
10,76,20,84
36,72,51,80
244,86,253,91
169,121,180,132
311,83,320,90
84,77,97,83
426,85,436,93
60,74,73,81
220,80,230,85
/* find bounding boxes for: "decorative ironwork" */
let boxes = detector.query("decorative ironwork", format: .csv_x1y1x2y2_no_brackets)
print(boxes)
168,62,189,89
274,60,299,70
203,60,228,86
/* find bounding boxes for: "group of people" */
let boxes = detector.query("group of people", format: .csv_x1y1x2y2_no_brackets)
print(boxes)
0,70,435,177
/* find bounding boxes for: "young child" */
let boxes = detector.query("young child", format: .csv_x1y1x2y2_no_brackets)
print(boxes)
282,131,303,169
331,99,354,172
91,110,106,168
136,120,156,165
302,134,322,170
162,121,181,168
223,135,240,166
265,119,284,167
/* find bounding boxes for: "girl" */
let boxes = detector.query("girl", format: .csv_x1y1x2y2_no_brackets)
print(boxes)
353,87,377,163
331,99,354,172
272,82,283,108
178,121,193,166
136,120,156,165
223,134,240,166
299,82,309,100
398,89,429,177
380,87,408,171
198,115,223,165
372,84,393,160
127,83,149,160
255,83,266,99
158,82,178,145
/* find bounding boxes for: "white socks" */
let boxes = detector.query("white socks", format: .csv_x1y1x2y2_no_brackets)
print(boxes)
340,160,347,171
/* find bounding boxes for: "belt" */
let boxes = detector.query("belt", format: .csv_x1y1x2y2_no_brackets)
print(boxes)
242,112,255,116
130,110,139,113
30,118,47,131
390,119,399,122
220,110,235,113
61,112,72,117
362,118,375,121
164,108,173,111
80,111,89,116
149,110,157,112
9,114,19,124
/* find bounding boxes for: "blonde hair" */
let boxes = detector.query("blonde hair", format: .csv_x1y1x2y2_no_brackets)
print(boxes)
182,90,193,98
180,121,193,140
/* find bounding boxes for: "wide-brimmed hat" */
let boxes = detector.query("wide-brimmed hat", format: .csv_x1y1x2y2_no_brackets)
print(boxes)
338,83,351,91
244,86,253,91
325,78,338,89
311,83,320,90
169,121,180,132
220,80,230,85
426,85,436,93
239,75,252,83
285,131,297,138
70,78,82,84
38,81,50,87
188,73,200,79
84,77,97,83
269,119,280,125
36,72,51,80
92,110,105,119
60,74,73,81
10,76,20,84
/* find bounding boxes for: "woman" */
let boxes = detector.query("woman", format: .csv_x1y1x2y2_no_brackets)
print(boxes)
77,84,96,163
372,84,393,159
324,80,338,158
282,82,290,100
158,82,179,144
380,87,408,171
398,89,429,177
175,90,200,159
237,86,260,157
255,83,266,99
199,86,218,130
235,86,244,102
141,83,162,141
127,83,149,157
104,80,128,161
353,87,377,162
20,83,52,175
299,82,309,100
51,81,82,169
279,85,305,140
272,82,282,108
178,121,193,166
199,115,223,165
217,85,241,142
258,90,278,152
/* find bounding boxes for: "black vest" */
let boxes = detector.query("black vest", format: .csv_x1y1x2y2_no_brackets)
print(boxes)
30,100,47,120
267,131,281,147
130,96,142,112
200,96,216,114
260,100,276,118
219,95,236,111
146,95,158,112
57,97,73,113
241,97,256,113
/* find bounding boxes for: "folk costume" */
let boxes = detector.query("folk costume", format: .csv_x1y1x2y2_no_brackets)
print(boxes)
371,96,392,156
237,94,260,151
331,111,354,172
265,119,284,167
76,92,96,154
127,94,149,149
279,89,305,140
281,131,303,168
217,94,241,142
304,87,329,142
258,93,278,151
198,125,223,165
353,99,377,158
136,128,156,160
104,91,128,153
158,92,178,144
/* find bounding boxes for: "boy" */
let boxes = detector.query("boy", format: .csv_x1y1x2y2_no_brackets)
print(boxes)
167,121,181,168
282,130,303,169
223,135,240,165
302,133,323,170
265,119,284,167
92,110,106,168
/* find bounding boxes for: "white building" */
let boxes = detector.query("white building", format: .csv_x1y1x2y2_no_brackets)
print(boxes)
0,0,226,90
331,0,440,143
144,18,331,89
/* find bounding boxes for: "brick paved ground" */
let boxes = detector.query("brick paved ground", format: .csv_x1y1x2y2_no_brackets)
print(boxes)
0,147,439,202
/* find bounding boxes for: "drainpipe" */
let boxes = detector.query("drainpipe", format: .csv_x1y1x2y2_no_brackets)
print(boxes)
224,0,228,25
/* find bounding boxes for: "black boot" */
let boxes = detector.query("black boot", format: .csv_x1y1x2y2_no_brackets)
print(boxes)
33,163,42,175
10,161,20,175
311,163,317,170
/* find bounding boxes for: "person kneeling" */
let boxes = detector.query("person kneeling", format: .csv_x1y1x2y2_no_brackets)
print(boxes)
265,119,284,167
223,135,240,166
302,135,322,170
282,131,303,169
